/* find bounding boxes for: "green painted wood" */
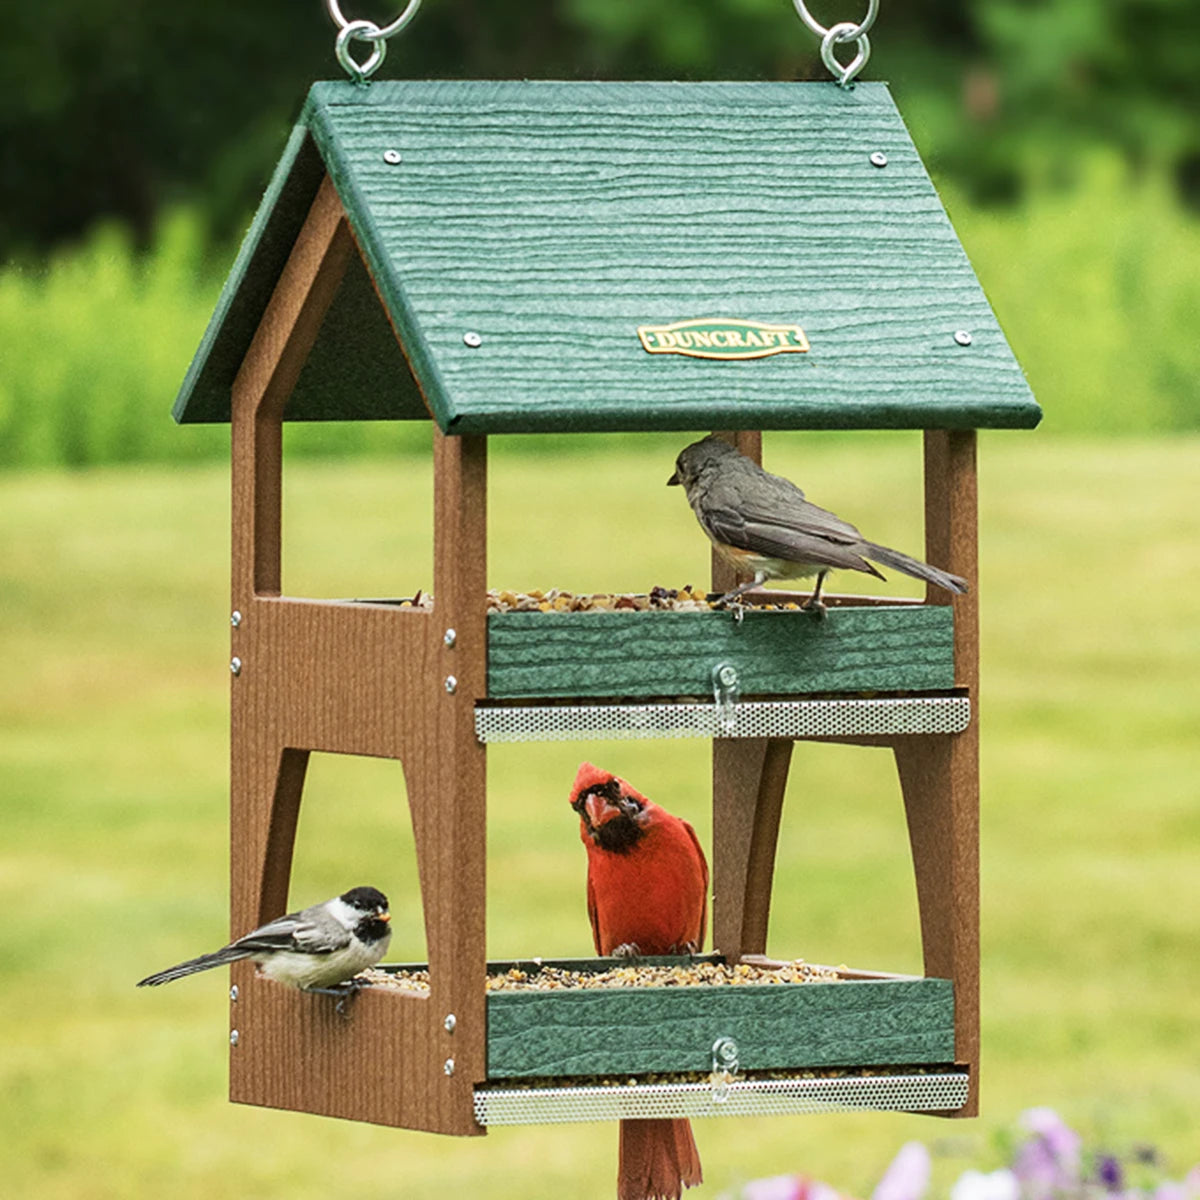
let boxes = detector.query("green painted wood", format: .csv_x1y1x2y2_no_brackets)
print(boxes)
174,79,1040,432
486,605,955,699
486,976,955,1078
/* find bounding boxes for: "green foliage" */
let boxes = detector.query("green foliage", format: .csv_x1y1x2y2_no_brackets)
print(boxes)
0,211,227,468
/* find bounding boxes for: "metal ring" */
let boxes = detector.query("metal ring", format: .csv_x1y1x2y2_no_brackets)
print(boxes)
335,19,388,83
821,23,871,87
326,0,421,41
792,0,878,42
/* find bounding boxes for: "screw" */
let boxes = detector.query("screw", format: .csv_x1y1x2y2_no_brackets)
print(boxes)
444,1058,455,1076
463,331,482,348
230,610,242,628
445,675,458,694
230,657,242,676
230,985,239,1002
444,628,457,648
230,1030,240,1047
870,151,888,168
716,664,738,688
444,1013,457,1033
383,149,402,165
954,330,973,346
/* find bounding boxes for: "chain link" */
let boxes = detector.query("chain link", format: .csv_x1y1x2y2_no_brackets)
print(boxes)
326,0,421,82
792,0,879,86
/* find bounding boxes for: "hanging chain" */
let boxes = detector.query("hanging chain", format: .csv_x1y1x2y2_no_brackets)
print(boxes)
326,0,422,83
791,0,879,87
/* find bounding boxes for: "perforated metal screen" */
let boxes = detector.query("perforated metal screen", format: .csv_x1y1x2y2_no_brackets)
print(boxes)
475,695,969,743
474,1071,969,1125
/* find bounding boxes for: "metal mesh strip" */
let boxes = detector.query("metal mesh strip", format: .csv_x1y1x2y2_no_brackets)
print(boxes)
474,1072,969,1125
475,696,969,743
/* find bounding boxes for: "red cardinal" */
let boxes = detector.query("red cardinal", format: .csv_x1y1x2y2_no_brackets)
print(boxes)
570,762,709,1200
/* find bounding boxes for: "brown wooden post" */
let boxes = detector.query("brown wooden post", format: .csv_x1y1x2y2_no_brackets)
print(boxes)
710,430,795,962
894,429,980,1114
224,175,487,1135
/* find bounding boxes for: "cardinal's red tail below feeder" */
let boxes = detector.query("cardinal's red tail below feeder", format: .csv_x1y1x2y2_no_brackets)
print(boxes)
570,762,708,1200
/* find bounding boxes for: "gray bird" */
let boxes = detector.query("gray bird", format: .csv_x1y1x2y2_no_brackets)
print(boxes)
667,435,968,613
136,886,391,990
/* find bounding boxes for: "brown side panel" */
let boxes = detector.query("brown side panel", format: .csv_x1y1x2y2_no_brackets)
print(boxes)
226,176,487,1134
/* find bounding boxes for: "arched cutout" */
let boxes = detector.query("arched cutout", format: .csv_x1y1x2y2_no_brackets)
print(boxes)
287,751,428,966
486,739,712,962
765,740,924,976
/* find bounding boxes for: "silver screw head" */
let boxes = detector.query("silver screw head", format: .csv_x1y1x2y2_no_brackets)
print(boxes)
444,1013,457,1033
716,664,738,687
443,628,457,648
954,330,974,346
444,1058,455,1076
383,149,402,164
230,657,242,676
444,675,458,694
870,151,888,168
230,1030,240,1046
230,610,242,628
230,985,239,1002
463,331,482,348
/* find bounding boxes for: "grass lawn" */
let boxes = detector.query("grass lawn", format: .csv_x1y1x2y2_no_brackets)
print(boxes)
1,433,1197,1197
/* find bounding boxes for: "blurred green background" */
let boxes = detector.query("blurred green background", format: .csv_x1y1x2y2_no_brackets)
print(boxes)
1,1,1198,1197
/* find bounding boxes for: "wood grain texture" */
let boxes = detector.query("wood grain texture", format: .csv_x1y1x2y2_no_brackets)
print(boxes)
487,605,955,699
891,430,980,1115
711,738,794,963
175,80,1040,432
228,176,489,1133
486,977,955,1078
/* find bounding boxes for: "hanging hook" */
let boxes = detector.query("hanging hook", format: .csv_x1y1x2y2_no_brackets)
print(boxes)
791,0,879,87
326,0,422,83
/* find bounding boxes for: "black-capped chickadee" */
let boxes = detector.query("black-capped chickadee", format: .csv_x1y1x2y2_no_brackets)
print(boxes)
136,886,392,990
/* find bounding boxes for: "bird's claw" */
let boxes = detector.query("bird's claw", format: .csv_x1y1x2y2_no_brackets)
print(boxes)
802,597,827,620
611,942,642,960
305,977,370,1017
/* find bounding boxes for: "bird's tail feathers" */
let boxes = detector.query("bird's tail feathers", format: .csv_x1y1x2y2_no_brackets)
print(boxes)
861,543,968,595
136,946,251,987
618,1117,702,1200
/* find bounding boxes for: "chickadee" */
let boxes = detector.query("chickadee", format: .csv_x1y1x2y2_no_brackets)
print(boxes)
136,886,392,990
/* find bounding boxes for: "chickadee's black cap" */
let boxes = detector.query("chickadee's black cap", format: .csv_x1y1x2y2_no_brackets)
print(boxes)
341,886,389,911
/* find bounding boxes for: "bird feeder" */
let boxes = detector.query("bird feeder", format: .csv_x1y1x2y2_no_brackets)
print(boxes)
173,79,1039,1136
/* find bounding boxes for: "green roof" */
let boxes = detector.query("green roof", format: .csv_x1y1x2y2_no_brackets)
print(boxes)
173,79,1040,433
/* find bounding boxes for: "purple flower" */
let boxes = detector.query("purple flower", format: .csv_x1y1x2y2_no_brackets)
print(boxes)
872,1142,932,1200
1013,1108,1082,1199
1096,1156,1123,1192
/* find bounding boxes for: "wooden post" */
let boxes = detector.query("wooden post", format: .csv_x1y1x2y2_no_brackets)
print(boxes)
225,175,487,1135
893,429,980,1114
710,430,795,962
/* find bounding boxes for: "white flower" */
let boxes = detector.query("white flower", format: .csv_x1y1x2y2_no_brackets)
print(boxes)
951,1168,1021,1200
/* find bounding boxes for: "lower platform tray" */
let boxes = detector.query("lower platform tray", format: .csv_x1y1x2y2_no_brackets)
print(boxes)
370,956,966,1123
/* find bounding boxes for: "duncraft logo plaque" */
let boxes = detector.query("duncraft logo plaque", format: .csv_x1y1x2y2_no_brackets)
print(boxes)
637,318,809,360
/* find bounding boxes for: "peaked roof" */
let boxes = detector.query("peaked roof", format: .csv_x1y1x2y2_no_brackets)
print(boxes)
174,80,1040,433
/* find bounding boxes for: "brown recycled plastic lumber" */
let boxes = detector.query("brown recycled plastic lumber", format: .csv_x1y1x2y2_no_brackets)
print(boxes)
228,176,489,1134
